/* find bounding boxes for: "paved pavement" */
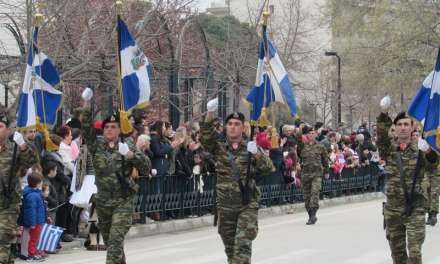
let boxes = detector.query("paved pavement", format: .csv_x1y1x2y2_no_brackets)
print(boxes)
24,199,440,264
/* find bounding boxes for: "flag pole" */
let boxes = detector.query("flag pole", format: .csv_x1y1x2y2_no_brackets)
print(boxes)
115,0,133,134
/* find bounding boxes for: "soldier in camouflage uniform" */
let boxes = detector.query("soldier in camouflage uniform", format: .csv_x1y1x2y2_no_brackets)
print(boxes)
299,126,328,225
377,111,437,264
0,116,39,264
200,100,274,264
81,92,151,264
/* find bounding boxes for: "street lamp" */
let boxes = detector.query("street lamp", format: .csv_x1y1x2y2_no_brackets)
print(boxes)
325,51,342,128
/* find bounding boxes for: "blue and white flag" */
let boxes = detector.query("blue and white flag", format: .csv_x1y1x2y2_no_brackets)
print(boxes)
408,49,440,152
37,223,64,252
16,27,62,128
246,27,297,121
118,17,152,111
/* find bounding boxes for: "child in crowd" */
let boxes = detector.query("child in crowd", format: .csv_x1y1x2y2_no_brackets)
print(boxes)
19,171,47,261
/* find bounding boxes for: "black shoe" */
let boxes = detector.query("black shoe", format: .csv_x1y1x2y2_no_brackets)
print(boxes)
427,213,438,226
306,209,312,225
307,209,317,225
61,233,74,242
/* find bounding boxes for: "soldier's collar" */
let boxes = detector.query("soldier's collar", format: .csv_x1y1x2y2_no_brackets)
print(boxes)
227,139,246,151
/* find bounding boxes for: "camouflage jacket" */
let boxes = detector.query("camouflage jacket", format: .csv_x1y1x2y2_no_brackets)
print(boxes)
299,141,328,178
200,118,274,208
377,113,438,212
82,109,151,203
0,140,39,211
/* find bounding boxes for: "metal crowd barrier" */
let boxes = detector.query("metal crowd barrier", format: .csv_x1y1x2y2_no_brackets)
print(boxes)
133,164,382,224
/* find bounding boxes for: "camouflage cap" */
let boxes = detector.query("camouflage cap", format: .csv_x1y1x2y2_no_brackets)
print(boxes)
225,112,245,124
102,112,120,128
393,111,411,125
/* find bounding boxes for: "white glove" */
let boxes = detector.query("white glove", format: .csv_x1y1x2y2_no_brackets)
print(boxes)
207,98,218,112
380,95,391,111
81,87,93,101
193,165,201,175
418,138,430,152
247,141,258,155
151,169,157,176
13,132,25,146
118,142,130,156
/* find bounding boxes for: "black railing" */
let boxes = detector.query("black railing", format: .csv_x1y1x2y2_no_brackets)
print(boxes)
133,165,383,224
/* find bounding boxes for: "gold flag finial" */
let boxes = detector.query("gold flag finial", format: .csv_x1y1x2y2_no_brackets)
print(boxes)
35,13,44,26
116,0,123,14
258,108,270,128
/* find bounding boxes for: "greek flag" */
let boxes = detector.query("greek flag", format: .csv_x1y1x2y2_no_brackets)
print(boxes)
246,26,297,121
118,17,152,111
408,49,440,152
37,223,64,252
16,27,62,128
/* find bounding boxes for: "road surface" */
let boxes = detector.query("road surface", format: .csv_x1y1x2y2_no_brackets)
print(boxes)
34,200,440,264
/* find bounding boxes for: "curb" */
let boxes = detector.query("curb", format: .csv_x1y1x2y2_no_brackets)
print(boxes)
60,192,384,251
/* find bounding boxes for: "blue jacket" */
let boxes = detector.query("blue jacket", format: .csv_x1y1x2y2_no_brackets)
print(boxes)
20,186,46,227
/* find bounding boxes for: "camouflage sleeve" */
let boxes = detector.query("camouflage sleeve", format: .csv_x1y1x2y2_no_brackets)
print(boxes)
254,153,275,177
125,139,151,175
80,107,97,154
200,119,219,156
321,144,329,169
376,112,393,162
17,141,40,170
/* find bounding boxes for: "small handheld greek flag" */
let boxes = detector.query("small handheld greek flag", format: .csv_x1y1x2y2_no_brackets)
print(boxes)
37,224,64,252
408,49,440,153
118,17,152,111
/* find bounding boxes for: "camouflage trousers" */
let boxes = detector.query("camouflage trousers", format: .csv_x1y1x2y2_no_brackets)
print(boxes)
0,209,18,264
427,174,440,214
385,207,425,264
302,176,322,211
217,205,258,264
96,197,133,264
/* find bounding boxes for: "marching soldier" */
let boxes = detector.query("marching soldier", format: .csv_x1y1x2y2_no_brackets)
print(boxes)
80,89,151,264
377,96,438,264
200,99,274,264
299,126,328,225
0,116,39,264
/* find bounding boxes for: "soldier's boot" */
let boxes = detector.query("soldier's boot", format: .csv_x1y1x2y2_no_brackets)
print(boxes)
311,209,318,224
427,212,438,226
306,209,317,225
306,210,312,225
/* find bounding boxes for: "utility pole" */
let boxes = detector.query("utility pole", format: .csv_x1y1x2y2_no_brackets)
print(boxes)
325,51,342,128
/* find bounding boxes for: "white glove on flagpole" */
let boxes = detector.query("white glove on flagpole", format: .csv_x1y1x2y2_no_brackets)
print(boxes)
418,138,430,152
118,142,130,156
207,98,219,112
81,87,94,101
247,141,258,155
380,95,391,112
13,132,26,146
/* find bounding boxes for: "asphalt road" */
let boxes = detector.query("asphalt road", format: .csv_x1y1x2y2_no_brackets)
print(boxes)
29,200,440,264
